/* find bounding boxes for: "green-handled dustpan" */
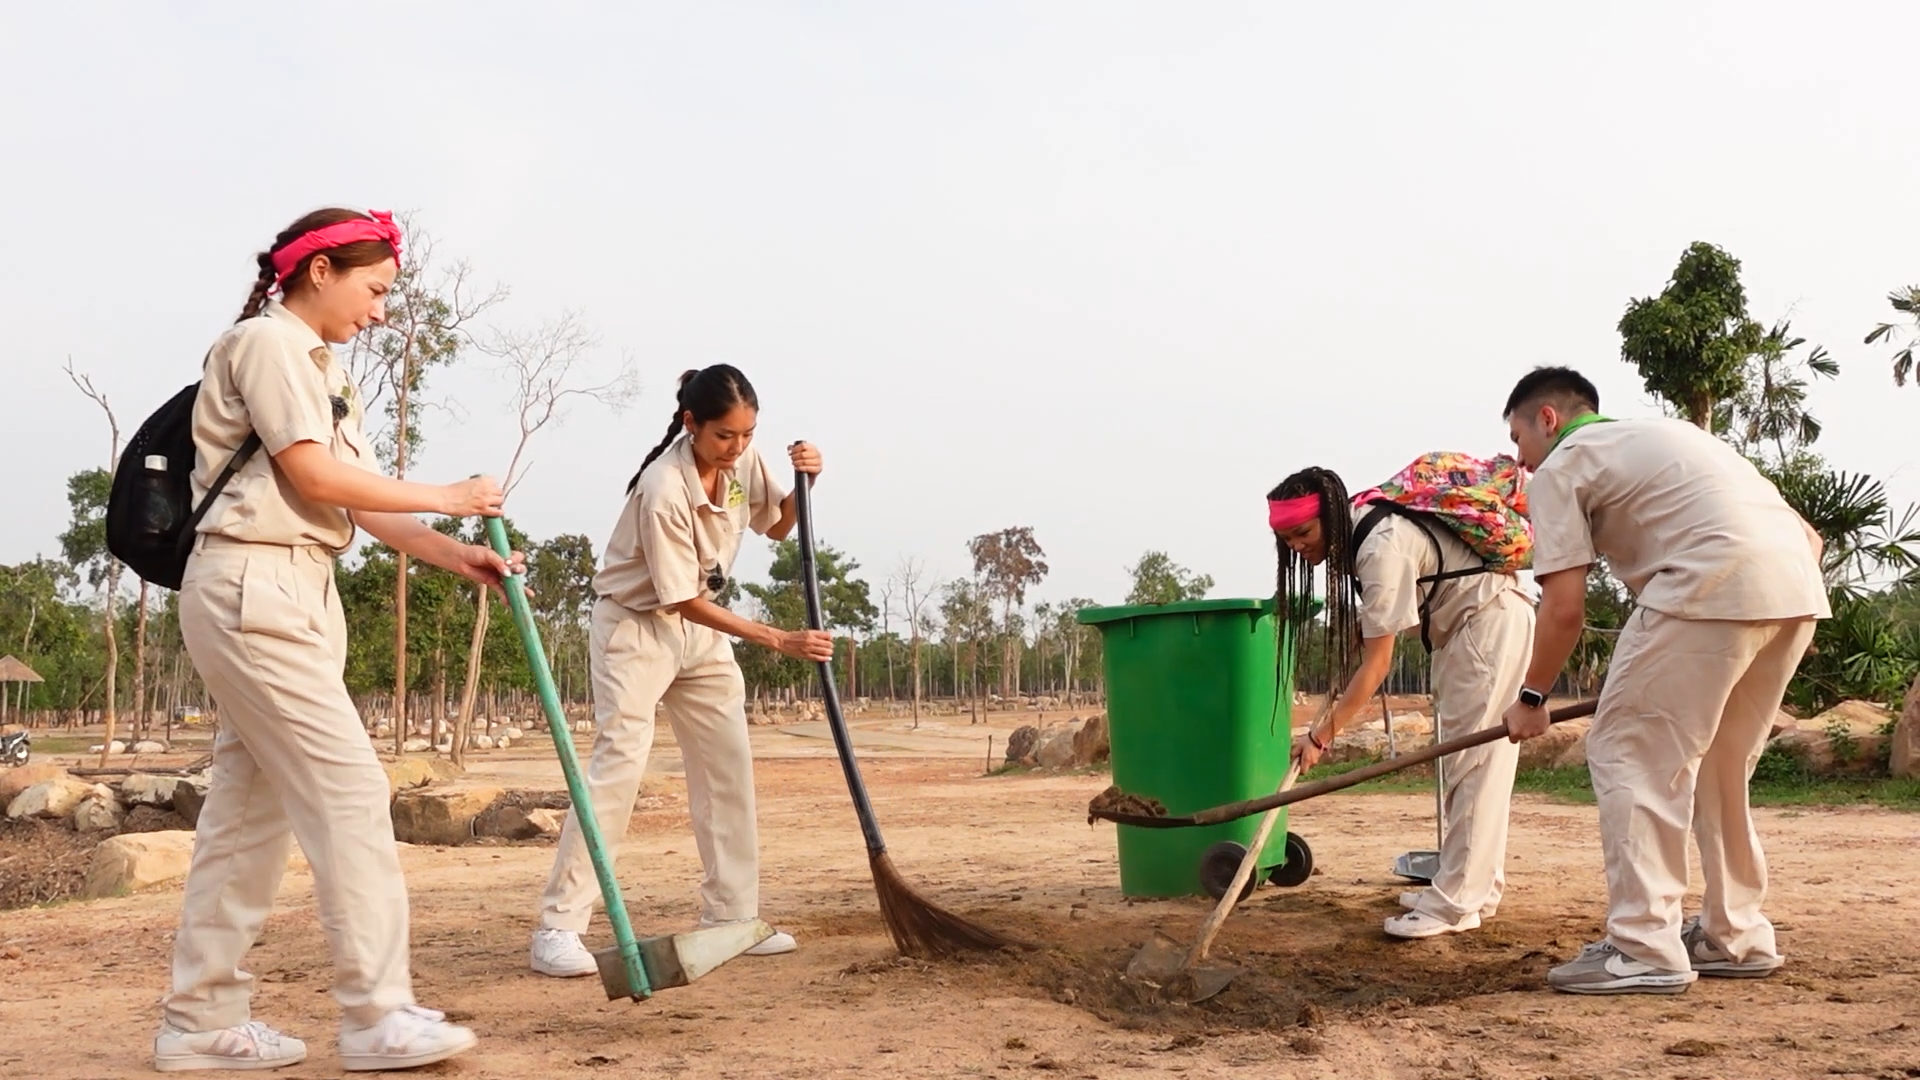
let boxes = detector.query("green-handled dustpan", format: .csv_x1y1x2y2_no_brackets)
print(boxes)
483,517,772,1001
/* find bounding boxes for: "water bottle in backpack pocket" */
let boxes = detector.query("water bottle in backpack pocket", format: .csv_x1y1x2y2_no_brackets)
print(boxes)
106,382,261,591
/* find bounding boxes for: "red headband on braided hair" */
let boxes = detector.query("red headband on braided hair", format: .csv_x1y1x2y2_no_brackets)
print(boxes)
270,210,403,291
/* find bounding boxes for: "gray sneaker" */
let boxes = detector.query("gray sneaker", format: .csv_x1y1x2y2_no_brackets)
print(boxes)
1546,940,1697,995
1682,916,1783,978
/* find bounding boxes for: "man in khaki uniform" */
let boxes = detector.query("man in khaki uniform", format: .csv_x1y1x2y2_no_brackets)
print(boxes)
163,207,512,1074
1499,366,1828,995
1277,468,1534,939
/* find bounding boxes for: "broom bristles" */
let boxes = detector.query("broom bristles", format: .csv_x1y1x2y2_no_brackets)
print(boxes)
869,851,1024,957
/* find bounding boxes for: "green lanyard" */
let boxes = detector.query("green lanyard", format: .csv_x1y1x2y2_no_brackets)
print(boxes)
1548,413,1612,458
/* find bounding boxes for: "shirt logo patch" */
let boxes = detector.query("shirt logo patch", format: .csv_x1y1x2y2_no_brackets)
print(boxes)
726,479,746,508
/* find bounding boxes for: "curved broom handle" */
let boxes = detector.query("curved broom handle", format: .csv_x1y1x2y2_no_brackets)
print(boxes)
1094,697,1600,829
793,466,890,858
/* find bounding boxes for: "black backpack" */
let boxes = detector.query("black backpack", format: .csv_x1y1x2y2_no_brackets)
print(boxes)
105,382,262,591
1350,499,1495,654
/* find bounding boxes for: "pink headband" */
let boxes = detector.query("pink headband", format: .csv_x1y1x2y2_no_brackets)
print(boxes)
1268,494,1321,532
271,210,403,290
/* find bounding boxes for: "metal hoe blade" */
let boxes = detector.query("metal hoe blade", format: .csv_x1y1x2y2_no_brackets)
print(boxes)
593,920,775,1001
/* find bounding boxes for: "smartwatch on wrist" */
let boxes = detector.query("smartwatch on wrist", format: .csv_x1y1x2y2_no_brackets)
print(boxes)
1518,686,1547,709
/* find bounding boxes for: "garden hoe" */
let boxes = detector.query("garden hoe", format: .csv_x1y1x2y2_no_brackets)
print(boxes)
1122,693,1336,1005
485,517,773,1002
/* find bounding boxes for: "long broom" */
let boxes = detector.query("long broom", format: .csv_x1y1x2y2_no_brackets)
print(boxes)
792,466,1020,957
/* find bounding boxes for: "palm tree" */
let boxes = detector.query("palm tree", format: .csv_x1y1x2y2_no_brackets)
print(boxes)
1765,458,1920,593
1864,286,1920,387
1723,321,1838,461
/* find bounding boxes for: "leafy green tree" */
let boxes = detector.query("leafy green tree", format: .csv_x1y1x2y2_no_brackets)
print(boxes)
737,538,876,698
58,467,120,744
343,216,507,756
1723,321,1838,462
1865,285,1920,387
1123,550,1215,606
1618,241,1767,430
967,527,1048,699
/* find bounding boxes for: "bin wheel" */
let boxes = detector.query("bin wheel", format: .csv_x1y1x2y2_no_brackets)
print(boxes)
1267,832,1313,888
1198,841,1259,903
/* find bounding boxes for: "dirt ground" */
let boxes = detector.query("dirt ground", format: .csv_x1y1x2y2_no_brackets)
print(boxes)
2,712,1918,1079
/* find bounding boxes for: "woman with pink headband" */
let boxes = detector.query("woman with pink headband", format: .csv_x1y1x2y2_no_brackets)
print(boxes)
155,208,517,1073
1268,464,1534,942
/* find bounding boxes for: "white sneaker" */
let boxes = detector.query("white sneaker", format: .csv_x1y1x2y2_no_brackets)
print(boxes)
337,1004,477,1072
1400,890,1496,919
530,928,598,978
153,1020,308,1072
745,930,797,956
1384,909,1481,939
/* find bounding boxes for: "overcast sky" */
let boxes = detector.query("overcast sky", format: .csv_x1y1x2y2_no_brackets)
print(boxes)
5,2,1916,615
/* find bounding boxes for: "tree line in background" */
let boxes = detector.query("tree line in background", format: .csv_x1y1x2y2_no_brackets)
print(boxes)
6,232,1918,748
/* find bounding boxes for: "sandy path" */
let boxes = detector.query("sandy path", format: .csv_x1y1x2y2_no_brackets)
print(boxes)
2,731,1916,1079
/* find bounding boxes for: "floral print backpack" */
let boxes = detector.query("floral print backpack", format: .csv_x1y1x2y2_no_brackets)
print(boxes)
1348,451,1534,651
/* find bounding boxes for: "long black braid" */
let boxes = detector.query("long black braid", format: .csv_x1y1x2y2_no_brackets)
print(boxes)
625,364,760,495
1268,467,1360,694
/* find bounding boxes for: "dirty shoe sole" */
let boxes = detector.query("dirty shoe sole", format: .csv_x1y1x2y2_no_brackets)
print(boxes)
154,1052,306,1072
1694,959,1783,979
1551,973,1695,995
339,1030,478,1073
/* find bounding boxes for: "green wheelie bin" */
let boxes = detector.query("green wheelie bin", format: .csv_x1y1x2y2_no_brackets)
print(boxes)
1076,597,1314,900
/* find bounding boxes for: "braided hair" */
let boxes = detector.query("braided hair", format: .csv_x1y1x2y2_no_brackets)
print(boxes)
237,208,397,323
626,364,760,494
1268,467,1361,692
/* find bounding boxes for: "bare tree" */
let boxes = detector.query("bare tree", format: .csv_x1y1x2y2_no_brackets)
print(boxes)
450,312,637,767
64,360,123,766
889,558,937,727
345,215,507,755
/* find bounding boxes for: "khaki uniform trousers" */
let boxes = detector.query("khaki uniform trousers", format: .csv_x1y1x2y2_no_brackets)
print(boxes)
170,538,413,1031
539,598,760,932
1412,589,1532,925
1588,608,1817,973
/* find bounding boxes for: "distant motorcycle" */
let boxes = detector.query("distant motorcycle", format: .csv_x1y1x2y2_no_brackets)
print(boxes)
1,730,28,767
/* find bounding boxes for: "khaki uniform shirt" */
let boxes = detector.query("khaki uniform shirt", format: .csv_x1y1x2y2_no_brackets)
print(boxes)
1355,510,1526,650
191,300,379,553
594,436,789,613
1527,418,1830,622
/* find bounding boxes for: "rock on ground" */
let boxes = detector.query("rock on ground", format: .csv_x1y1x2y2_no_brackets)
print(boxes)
130,741,168,754
1892,675,1920,780
391,786,503,846
121,774,179,809
384,756,460,796
7,778,96,821
72,786,124,832
526,808,566,835
82,831,311,899
1771,728,1889,779
173,777,212,827
1004,725,1041,766
1036,724,1079,769
1071,715,1110,767
1518,719,1590,772
1810,700,1895,736
0,764,68,807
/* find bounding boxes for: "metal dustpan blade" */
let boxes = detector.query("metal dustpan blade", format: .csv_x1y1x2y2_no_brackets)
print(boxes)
1123,930,1243,1004
1125,930,1190,983
594,919,774,996
1393,849,1439,883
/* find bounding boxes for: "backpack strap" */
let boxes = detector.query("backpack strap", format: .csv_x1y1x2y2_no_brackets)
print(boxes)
1351,498,1492,654
170,433,264,563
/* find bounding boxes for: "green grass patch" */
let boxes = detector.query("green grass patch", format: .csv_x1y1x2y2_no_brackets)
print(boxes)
24,736,90,755
1301,744,1920,812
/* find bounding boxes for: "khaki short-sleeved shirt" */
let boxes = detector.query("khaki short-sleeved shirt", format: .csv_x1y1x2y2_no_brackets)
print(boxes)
1527,418,1830,622
191,301,379,553
594,436,790,614
1354,510,1526,650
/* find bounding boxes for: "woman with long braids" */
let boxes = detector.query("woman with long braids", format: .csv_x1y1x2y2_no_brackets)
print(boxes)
530,365,832,977
159,208,519,1072
1269,463,1534,940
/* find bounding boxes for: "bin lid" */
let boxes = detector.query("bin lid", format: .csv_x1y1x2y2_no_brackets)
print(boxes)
1074,597,1274,627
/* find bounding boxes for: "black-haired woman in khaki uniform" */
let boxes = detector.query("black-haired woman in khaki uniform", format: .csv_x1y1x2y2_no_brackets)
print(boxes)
157,208,521,1074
